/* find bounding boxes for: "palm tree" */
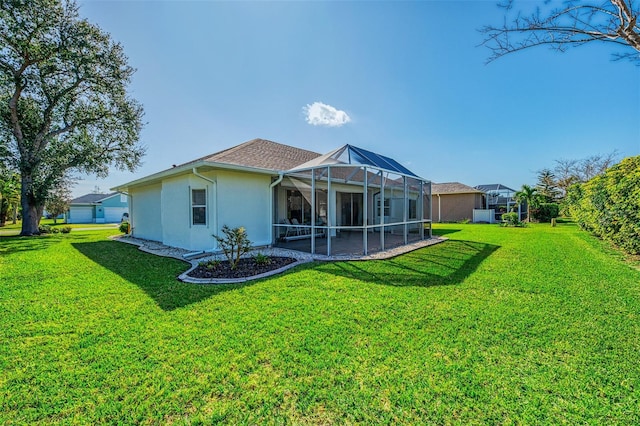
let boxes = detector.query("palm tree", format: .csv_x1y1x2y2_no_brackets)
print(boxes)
515,184,538,222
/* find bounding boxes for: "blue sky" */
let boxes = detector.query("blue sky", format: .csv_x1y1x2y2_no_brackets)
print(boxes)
75,0,639,197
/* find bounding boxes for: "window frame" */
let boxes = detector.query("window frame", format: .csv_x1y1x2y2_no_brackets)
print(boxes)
191,188,207,226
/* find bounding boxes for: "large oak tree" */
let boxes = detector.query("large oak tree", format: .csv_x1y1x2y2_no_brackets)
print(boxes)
0,0,144,235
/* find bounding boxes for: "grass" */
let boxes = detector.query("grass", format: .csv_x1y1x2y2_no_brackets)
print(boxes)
0,219,119,236
1,223,639,424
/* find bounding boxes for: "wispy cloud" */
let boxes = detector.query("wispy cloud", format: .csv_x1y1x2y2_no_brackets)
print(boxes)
303,102,351,127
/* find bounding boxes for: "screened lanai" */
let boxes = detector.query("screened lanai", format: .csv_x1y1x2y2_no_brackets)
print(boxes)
272,145,432,257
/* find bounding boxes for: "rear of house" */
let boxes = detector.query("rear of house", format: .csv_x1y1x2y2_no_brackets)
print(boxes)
113,139,433,257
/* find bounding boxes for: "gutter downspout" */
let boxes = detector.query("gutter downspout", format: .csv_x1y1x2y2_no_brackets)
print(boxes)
269,173,284,246
436,193,441,223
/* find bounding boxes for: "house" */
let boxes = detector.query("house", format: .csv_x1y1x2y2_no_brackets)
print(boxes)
112,139,433,257
67,193,129,224
431,182,484,222
474,184,524,222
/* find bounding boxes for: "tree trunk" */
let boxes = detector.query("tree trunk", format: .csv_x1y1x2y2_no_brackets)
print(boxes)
20,174,42,236
0,198,7,227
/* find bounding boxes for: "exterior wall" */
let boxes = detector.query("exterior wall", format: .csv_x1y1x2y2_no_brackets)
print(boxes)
216,170,272,248
160,173,219,251
432,193,483,222
131,183,162,242
129,170,272,252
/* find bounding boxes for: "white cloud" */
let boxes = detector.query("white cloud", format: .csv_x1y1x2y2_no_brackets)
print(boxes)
303,102,351,127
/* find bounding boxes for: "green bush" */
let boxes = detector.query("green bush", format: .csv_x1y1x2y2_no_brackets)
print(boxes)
253,253,271,265
531,203,560,223
566,156,640,255
501,212,523,227
199,259,220,270
60,226,72,234
38,224,52,234
213,225,252,270
119,221,130,234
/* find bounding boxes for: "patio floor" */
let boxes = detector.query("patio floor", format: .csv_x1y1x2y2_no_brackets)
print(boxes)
274,229,427,257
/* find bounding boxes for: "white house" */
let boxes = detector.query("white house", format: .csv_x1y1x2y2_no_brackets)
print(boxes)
112,139,432,257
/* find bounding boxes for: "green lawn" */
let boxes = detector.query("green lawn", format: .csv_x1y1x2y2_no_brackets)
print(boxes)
0,220,118,236
1,223,639,424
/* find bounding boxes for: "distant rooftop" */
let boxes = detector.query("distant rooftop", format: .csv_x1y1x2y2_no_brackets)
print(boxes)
71,193,117,204
432,182,483,195
475,184,516,193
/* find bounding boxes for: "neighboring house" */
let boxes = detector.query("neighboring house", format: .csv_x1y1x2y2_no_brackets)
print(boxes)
67,193,129,224
474,184,524,222
112,138,433,256
431,182,484,222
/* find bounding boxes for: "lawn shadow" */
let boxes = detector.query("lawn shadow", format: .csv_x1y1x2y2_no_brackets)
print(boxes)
1,234,93,255
72,240,255,311
315,239,499,288
431,228,462,236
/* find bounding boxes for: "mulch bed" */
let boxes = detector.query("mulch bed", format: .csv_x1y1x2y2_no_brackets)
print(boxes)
187,256,297,279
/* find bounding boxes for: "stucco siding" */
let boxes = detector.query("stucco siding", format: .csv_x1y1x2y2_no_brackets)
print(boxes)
131,183,162,242
432,193,483,222
156,174,219,251
216,171,272,247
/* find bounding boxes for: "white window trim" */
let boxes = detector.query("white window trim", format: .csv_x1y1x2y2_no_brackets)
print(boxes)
190,187,207,226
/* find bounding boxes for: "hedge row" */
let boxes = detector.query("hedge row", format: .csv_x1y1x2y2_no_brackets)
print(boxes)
566,156,640,255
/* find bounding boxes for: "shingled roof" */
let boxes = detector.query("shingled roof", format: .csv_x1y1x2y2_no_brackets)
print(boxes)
184,138,321,172
70,193,118,204
432,182,483,195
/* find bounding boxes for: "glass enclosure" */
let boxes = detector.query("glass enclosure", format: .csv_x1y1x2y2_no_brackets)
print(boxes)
272,157,432,256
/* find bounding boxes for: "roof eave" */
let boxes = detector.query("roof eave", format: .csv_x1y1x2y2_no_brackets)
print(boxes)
110,160,280,192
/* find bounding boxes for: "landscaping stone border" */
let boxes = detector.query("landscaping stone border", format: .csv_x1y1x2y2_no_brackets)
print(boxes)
110,234,447,284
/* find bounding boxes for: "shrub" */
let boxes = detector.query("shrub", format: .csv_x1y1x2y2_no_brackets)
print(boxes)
566,156,640,255
501,212,524,227
213,225,252,270
38,224,52,234
60,226,72,234
119,221,130,234
51,227,60,234
531,203,560,223
253,253,271,265
199,259,220,270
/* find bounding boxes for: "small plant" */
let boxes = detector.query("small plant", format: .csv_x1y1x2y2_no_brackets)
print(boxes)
199,259,221,270
60,226,72,234
51,227,60,234
213,225,252,270
38,224,52,234
119,221,130,234
253,253,271,266
458,218,471,224
501,212,524,227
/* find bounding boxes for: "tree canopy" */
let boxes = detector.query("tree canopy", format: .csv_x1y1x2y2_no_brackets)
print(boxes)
0,0,145,235
481,0,640,64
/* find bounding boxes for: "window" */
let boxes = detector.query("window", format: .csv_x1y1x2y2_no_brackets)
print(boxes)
376,198,390,216
191,188,206,225
409,199,417,220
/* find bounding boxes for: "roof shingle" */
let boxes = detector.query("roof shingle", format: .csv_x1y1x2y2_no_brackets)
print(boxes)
432,182,483,195
184,138,321,171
